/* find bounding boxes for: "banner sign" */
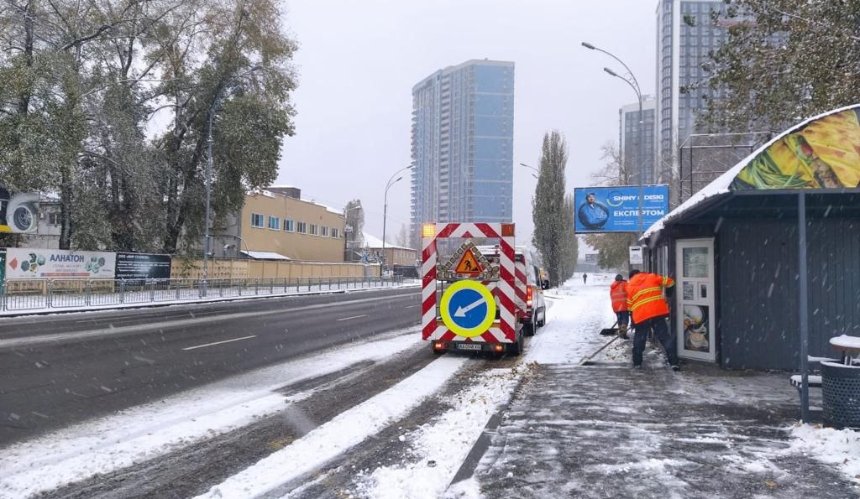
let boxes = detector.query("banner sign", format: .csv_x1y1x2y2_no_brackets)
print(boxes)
115,252,172,281
5,248,116,279
574,185,670,233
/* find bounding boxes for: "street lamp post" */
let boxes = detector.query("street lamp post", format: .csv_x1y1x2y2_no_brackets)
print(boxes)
382,165,413,273
582,42,646,239
223,234,250,258
518,162,540,179
203,106,215,295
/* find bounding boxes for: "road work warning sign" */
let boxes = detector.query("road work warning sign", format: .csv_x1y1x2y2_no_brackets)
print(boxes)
454,249,483,275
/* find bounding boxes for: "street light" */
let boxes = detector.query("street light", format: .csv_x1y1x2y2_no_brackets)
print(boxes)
223,235,250,258
519,162,540,179
382,165,413,273
582,41,646,239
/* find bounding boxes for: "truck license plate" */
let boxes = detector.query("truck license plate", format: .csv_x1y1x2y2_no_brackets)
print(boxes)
457,343,482,351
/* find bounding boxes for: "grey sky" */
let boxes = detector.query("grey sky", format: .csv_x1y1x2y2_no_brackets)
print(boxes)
276,0,656,248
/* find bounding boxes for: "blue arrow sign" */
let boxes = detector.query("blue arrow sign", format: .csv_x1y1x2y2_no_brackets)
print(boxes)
440,280,497,337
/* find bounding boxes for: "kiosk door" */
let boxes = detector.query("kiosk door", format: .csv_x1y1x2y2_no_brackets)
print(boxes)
675,238,716,362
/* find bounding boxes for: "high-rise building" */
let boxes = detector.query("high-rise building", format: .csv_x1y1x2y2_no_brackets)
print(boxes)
410,60,515,248
619,98,656,186
656,0,733,200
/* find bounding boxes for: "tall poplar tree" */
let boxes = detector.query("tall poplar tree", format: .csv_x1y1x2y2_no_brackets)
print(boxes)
531,131,574,287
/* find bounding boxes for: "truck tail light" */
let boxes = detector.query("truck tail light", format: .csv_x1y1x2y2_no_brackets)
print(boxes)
527,285,534,308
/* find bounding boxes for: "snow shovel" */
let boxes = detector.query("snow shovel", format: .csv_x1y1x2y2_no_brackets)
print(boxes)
599,320,619,336
580,336,620,366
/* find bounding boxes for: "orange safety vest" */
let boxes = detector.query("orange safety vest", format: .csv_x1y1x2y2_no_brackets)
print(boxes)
610,281,628,312
626,272,674,323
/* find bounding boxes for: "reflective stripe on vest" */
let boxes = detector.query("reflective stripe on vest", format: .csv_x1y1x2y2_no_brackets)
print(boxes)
627,274,671,323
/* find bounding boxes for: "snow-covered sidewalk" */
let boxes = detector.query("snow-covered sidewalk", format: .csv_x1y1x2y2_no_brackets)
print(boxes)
454,275,860,498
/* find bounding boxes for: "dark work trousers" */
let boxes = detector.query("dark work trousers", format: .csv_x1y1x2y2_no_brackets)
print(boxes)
632,314,678,366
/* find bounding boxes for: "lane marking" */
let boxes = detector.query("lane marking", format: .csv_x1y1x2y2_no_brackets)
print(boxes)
0,293,416,349
182,335,257,351
337,315,367,322
405,305,419,309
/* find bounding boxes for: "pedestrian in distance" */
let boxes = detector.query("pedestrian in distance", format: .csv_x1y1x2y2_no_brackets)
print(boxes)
610,274,630,339
626,269,680,371
582,273,588,285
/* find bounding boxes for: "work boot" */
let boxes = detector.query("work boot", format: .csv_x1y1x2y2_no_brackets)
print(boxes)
618,324,628,340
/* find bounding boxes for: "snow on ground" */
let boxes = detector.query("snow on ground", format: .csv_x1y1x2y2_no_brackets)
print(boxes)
5,271,860,498
196,356,471,498
353,367,522,499
0,328,422,498
525,273,618,365
342,274,621,498
790,424,860,483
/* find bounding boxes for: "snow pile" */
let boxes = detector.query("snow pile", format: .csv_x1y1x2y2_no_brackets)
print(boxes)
355,366,523,498
790,424,860,484
197,356,470,498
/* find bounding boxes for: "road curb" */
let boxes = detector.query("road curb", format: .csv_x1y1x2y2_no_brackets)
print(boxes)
448,372,528,487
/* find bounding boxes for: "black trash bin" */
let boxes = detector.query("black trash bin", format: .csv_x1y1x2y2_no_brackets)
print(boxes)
821,361,860,429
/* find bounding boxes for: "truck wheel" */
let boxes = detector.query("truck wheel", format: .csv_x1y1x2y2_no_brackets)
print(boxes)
538,308,546,327
523,318,536,337
508,339,522,356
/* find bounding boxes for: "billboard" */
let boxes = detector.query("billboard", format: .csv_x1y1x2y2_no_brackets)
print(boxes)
0,186,40,233
732,107,860,190
574,185,670,233
5,248,116,279
115,252,172,282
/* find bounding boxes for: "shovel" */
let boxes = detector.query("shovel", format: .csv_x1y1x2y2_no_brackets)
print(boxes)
599,320,619,336
580,335,620,366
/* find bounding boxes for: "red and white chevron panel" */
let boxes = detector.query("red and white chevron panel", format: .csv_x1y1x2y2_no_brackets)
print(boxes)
421,223,518,344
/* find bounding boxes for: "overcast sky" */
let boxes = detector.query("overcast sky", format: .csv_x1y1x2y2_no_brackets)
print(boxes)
276,0,656,248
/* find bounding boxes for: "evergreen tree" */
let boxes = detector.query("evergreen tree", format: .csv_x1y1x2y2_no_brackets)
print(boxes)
531,131,570,287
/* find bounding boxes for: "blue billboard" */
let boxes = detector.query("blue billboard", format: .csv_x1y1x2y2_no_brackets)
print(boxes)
574,185,669,233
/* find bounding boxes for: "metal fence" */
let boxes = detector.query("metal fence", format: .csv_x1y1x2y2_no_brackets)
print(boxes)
0,276,404,312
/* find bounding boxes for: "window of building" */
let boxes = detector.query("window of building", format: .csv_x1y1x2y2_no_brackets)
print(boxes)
331,228,339,239
284,219,295,232
309,224,318,235
321,226,329,237
251,213,264,228
48,212,60,225
297,221,307,233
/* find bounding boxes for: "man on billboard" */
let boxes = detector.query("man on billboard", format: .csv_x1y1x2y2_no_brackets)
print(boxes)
577,192,610,230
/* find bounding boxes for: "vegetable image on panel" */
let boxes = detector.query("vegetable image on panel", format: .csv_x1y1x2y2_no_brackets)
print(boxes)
732,108,860,190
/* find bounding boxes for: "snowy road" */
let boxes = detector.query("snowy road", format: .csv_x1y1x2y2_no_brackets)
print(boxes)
2,273,858,498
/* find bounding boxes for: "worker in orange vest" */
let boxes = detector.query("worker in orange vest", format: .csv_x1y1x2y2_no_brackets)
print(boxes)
626,269,679,371
610,274,630,339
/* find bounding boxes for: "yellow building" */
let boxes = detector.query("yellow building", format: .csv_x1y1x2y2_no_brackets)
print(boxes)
213,187,346,262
